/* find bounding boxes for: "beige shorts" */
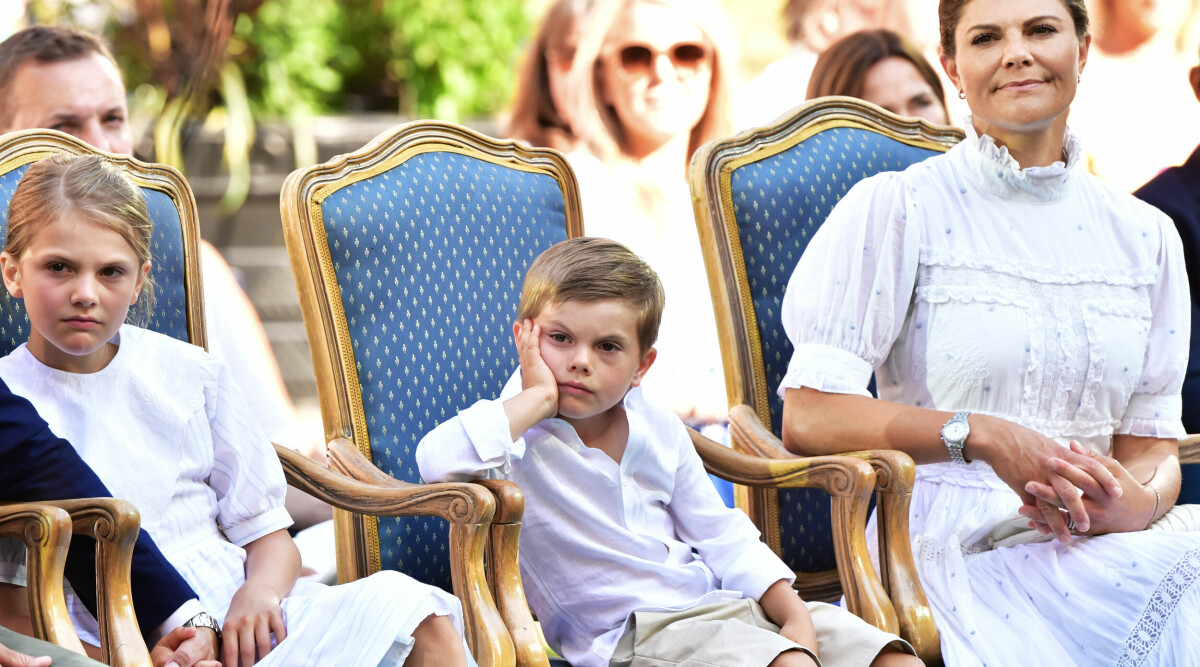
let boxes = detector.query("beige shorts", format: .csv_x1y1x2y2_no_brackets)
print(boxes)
608,598,913,667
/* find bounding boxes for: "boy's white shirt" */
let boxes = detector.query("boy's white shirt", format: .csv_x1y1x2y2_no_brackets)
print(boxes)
416,370,795,667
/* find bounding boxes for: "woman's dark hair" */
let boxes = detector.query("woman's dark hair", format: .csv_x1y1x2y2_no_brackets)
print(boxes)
939,0,1089,57
807,29,948,118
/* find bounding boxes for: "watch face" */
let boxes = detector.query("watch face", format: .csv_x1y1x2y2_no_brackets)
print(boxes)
943,422,969,442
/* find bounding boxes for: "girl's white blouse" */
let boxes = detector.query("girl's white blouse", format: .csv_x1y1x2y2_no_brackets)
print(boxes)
779,123,1189,451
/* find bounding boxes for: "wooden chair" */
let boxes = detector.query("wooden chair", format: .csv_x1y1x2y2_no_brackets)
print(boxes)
280,121,573,667
689,97,965,663
0,129,506,666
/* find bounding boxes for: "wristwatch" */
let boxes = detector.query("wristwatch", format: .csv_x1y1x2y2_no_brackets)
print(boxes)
940,411,971,465
184,611,222,645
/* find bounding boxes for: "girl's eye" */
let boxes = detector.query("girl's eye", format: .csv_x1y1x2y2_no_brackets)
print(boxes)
48,262,67,273
99,267,125,278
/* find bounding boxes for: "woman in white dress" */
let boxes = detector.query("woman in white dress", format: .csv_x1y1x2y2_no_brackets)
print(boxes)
0,154,471,667
567,0,737,427
777,0,1200,664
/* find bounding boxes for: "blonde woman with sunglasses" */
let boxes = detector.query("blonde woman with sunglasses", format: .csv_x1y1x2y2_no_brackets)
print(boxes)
567,0,737,429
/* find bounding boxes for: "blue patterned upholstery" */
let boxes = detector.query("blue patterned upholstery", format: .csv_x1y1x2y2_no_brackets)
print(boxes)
728,126,944,573
0,160,189,358
315,150,569,589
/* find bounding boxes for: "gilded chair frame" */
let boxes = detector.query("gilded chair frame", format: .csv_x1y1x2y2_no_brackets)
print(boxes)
689,97,964,663
281,120,582,667
0,129,207,667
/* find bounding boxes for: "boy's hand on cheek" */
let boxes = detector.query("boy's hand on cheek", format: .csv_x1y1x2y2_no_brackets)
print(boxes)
517,320,559,418
505,319,560,439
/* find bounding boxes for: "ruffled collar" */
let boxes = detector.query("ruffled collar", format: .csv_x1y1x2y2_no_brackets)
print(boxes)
958,117,1083,203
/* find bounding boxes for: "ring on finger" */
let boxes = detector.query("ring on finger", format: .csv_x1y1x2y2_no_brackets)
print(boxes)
1067,515,1076,533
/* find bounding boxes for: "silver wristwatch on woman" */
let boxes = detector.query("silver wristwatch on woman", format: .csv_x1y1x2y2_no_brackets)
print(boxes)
940,411,971,464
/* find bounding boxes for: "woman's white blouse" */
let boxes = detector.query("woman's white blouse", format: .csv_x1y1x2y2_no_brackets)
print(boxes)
779,124,1189,451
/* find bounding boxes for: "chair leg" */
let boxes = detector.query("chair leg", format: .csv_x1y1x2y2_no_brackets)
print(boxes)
449,520,516,667
829,481,898,635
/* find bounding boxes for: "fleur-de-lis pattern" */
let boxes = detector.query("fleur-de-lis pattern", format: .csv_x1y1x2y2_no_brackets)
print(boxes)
730,127,940,572
318,151,568,589
0,163,190,358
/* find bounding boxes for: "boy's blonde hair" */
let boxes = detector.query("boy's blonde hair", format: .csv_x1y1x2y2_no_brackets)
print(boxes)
518,237,664,352
4,154,155,322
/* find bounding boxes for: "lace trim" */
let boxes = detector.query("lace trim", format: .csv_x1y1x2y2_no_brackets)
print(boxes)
958,119,1084,202
920,246,1159,288
1116,547,1200,666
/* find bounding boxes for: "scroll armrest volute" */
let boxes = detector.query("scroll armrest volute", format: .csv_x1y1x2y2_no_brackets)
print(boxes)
46,498,150,667
0,503,81,654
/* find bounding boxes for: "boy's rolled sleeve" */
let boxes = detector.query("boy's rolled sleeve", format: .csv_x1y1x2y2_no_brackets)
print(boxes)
416,374,528,483
714,540,797,601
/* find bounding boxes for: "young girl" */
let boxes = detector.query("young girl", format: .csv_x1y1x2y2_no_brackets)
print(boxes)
0,154,472,667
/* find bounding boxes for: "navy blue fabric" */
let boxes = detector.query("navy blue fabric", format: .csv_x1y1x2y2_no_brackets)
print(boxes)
0,163,190,357
728,126,942,572
1135,146,1200,505
317,151,569,589
0,377,196,639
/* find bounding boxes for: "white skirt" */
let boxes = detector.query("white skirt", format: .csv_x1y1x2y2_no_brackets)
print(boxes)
867,462,1200,667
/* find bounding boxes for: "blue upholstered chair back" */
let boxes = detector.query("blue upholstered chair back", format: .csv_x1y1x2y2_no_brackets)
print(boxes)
0,131,202,358
691,99,963,583
283,124,581,589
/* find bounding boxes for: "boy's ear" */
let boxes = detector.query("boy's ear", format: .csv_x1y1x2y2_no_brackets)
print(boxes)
629,346,657,388
129,260,151,305
0,251,23,299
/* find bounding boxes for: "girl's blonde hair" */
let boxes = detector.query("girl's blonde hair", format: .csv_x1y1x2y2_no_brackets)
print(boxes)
568,0,738,169
5,154,155,323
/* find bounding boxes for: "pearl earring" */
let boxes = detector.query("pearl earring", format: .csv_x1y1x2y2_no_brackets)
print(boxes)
958,90,966,100
1077,73,1082,83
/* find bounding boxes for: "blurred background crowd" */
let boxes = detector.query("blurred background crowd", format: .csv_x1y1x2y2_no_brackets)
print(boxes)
4,0,1199,446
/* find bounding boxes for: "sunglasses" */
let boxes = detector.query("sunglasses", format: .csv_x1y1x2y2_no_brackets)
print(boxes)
612,41,710,78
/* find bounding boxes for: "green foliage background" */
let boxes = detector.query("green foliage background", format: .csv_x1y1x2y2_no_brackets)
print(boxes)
30,0,531,122
231,0,530,120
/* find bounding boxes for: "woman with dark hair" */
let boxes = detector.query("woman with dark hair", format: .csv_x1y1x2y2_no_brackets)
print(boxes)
779,0,1200,663
506,0,595,151
806,29,949,124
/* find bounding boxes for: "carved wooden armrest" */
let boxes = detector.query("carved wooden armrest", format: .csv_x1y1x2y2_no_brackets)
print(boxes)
45,498,149,667
276,441,495,525
0,503,81,654
275,440,515,667
726,405,941,664
689,427,896,634
475,479,547,667
1180,434,1200,465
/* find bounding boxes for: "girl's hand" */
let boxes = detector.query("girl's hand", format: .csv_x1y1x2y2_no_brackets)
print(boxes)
1020,442,1158,540
222,581,286,666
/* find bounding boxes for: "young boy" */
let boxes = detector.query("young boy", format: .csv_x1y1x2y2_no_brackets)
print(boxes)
417,238,918,667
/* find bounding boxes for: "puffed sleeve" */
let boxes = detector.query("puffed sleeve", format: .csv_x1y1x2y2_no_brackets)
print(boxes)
205,359,293,546
777,172,920,397
1117,210,1190,438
